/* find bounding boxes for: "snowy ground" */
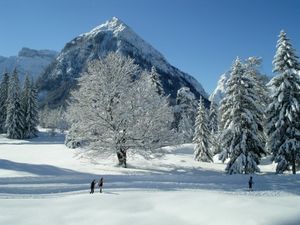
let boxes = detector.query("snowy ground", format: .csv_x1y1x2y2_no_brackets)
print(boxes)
1,130,300,225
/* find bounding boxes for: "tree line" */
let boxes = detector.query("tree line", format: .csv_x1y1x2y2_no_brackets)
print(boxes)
0,69,38,139
1,30,298,175
193,30,300,174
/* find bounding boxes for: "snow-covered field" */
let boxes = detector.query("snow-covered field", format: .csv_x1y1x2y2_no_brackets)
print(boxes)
1,130,300,225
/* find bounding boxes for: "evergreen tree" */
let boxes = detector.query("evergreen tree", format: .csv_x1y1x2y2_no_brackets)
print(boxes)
272,30,300,73
208,101,219,134
0,72,9,133
175,87,198,143
193,97,213,162
244,57,268,105
244,57,267,146
22,76,38,138
22,75,30,137
208,101,220,154
266,31,300,174
219,58,265,174
5,69,24,139
150,66,164,96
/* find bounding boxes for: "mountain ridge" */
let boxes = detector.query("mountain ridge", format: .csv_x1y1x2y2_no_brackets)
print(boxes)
37,17,208,107
0,47,58,82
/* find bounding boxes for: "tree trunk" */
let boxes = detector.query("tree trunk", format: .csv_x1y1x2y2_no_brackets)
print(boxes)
117,148,127,168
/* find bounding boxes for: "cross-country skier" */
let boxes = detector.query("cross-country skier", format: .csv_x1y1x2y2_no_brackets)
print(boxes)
98,177,103,193
248,176,254,191
90,179,96,194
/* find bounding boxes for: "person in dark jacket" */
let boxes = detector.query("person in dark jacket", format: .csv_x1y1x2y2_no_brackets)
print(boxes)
90,179,96,194
248,176,253,191
98,177,104,193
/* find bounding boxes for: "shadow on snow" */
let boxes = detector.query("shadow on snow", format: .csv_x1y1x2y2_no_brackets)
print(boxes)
0,158,300,196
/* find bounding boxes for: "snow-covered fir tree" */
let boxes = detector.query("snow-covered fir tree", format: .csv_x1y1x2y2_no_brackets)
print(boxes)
208,101,219,134
174,87,198,143
272,30,300,72
208,101,220,154
244,57,268,146
193,97,213,162
150,66,164,96
266,30,300,174
0,72,9,133
5,69,24,139
244,57,269,108
219,58,265,174
66,53,175,167
22,75,39,138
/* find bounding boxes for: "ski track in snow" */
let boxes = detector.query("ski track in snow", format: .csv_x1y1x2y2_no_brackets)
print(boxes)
2,131,300,225
1,173,299,198
0,131,300,199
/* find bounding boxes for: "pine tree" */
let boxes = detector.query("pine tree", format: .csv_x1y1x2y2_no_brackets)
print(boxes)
219,58,265,174
5,69,24,139
150,66,164,95
193,97,213,162
244,57,269,106
272,30,300,73
175,87,198,143
208,101,220,154
218,60,244,162
22,75,30,137
0,72,9,133
244,57,267,147
22,76,39,138
266,31,300,174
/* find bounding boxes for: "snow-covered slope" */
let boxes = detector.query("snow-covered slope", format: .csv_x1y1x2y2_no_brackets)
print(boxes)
38,17,208,107
209,71,230,105
1,131,300,225
0,48,58,82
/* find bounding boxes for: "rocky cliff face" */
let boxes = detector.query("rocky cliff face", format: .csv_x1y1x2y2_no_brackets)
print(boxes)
0,48,58,82
37,17,208,108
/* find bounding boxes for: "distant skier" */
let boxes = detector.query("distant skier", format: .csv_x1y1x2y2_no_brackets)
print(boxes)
90,179,96,194
98,177,104,193
248,176,254,191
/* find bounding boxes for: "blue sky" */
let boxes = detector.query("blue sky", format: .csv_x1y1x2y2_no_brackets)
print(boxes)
0,0,300,94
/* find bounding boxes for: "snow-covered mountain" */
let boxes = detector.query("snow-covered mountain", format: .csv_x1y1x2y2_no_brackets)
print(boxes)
209,72,230,105
37,17,208,107
0,48,58,82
